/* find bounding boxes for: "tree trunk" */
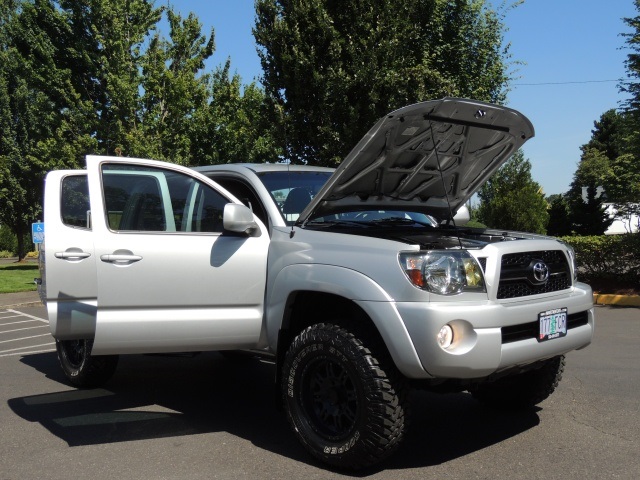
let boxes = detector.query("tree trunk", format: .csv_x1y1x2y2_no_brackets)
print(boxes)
16,224,27,261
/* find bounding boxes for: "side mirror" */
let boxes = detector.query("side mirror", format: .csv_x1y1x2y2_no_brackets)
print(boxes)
452,205,470,226
223,203,261,237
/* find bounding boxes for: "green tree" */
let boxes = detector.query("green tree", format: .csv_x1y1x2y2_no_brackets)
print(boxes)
613,4,640,230
0,0,95,260
546,194,572,236
254,0,517,166
0,0,293,261
566,148,613,235
476,150,549,234
190,60,281,165
135,8,215,164
58,0,162,156
565,106,639,235
0,223,18,253
581,109,625,161
604,152,640,232
620,0,640,121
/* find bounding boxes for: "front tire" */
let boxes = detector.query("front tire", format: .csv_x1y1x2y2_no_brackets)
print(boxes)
470,355,565,409
56,339,119,388
282,323,408,470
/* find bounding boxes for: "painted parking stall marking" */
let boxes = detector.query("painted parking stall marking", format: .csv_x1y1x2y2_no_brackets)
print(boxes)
0,309,54,357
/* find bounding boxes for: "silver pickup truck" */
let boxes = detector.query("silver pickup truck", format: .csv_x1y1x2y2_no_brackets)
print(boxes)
38,98,594,469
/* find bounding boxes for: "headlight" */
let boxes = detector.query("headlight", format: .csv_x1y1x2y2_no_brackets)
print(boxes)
399,250,486,295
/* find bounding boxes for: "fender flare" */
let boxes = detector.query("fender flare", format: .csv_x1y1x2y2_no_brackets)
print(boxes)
266,263,430,379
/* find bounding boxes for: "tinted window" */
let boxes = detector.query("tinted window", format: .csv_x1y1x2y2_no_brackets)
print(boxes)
101,164,228,233
61,175,91,228
257,171,332,225
103,172,166,231
212,177,269,228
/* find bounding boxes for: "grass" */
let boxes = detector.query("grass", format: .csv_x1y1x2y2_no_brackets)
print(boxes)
0,263,39,294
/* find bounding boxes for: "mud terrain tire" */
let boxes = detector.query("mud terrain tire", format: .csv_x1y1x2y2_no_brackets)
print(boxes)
282,323,408,469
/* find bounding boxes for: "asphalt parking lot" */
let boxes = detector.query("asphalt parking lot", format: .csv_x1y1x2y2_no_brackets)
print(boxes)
1,305,639,480
0,307,53,358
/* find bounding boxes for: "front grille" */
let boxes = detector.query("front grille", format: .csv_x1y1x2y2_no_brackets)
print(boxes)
502,310,589,344
497,250,571,299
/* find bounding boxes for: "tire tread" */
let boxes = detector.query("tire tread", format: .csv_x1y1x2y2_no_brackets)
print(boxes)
282,322,408,469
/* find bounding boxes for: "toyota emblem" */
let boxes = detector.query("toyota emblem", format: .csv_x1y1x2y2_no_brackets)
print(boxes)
532,261,550,284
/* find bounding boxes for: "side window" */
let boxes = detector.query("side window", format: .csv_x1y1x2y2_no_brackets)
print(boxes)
103,172,167,231
101,164,228,233
61,175,91,229
213,177,269,228
182,182,227,233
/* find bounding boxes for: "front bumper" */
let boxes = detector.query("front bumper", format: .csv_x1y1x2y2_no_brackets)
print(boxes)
395,285,594,379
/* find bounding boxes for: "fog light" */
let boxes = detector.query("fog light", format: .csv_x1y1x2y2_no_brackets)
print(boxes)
437,324,454,349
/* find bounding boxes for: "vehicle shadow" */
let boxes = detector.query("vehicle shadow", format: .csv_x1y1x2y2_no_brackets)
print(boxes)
385,390,541,471
10,352,540,473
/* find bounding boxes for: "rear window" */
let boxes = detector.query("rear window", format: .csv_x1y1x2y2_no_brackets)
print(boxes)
61,175,90,229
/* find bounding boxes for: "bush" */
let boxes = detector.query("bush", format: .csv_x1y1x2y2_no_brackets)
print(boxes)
0,225,17,254
561,234,640,291
465,219,488,228
0,250,13,258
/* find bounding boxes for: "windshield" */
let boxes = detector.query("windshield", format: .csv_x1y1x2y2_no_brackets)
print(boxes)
256,170,439,229
257,171,333,225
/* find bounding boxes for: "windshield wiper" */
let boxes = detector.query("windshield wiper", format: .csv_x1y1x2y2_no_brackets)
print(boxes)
368,217,436,228
306,219,370,228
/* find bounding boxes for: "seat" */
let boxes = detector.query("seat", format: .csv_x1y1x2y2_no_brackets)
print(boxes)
119,181,166,231
282,188,312,215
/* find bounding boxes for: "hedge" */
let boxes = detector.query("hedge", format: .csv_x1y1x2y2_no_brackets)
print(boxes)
561,234,640,289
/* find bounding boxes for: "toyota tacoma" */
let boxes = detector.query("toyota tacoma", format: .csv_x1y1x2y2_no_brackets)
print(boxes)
38,98,594,469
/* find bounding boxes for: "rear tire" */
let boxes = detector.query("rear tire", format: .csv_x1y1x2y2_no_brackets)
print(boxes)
281,323,408,470
470,355,565,409
56,339,119,388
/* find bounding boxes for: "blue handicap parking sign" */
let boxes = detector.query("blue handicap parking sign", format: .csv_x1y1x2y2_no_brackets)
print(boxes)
32,222,44,244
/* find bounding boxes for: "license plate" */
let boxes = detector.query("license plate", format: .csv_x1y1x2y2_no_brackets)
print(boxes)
538,307,568,342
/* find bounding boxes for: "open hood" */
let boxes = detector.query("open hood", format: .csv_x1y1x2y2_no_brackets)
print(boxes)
297,98,534,225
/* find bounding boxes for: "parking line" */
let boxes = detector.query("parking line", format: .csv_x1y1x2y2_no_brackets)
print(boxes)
0,342,56,355
0,346,56,358
6,309,48,323
0,333,52,344
0,319,46,326
0,325,49,334
0,310,54,358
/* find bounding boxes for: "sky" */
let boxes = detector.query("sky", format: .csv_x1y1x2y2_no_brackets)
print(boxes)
170,0,637,196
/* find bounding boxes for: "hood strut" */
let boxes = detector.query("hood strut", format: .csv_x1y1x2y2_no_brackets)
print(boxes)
429,118,464,250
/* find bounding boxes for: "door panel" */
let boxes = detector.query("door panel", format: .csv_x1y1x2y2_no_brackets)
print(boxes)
43,171,97,340
85,156,270,355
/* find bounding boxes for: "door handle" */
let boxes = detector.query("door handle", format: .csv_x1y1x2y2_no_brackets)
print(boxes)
100,254,143,264
54,251,91,260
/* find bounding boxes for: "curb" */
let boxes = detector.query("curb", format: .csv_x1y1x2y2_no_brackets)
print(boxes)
593,294,640,307
1,301,42,308
0,291,41,309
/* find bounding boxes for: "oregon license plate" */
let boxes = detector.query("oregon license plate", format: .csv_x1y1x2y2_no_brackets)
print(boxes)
538,308,568,342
